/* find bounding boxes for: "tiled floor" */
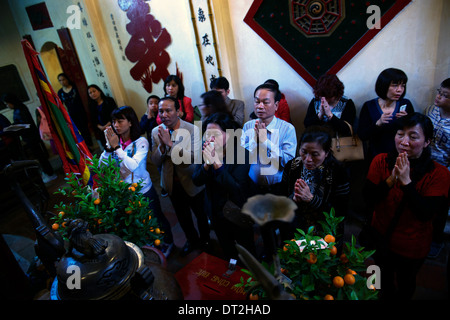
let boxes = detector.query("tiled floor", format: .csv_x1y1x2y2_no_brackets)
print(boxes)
1,152,449,300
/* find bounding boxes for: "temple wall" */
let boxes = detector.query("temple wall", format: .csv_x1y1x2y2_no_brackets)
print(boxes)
1,0,448,136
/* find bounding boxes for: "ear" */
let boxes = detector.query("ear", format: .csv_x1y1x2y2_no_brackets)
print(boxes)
274,100,279,111
424,139,431,149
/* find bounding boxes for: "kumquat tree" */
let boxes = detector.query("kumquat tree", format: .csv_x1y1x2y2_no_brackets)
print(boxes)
51,155,163,247
237,209,379,300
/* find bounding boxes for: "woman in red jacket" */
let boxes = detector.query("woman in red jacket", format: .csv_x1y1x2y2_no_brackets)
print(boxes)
362,112,450,300
156,75,194,124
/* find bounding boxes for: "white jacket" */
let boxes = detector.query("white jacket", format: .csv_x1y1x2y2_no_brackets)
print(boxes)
100,136,152,194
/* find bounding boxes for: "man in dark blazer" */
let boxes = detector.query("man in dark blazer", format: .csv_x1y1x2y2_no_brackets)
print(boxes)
151,97,210,256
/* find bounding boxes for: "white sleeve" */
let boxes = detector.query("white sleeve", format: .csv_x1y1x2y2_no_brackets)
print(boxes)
115,138,148,172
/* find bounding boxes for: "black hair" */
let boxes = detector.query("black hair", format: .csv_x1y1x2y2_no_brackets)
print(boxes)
210,77,230,91
375,68,408,100
264,79,279,90
299,125,340,169
202,112,240,133
1,93,23,107
440,78,450,89
87,84,107,104
164,75,185,99
110,106,142,142
57,73,74,86
254,83,282,102
397,112,434,143
299,125,333,153
146,95,160,105
387,112,435,178
159,96,180,111
200,90,229,116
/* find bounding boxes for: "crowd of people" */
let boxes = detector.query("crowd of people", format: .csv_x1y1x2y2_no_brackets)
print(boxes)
1,69,449,300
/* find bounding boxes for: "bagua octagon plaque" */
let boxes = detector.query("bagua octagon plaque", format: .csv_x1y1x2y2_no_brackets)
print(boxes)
244,0,412,86
289,0,345,37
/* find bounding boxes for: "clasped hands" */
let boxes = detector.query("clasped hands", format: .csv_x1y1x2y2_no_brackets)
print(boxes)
292,179,314,203
202,136,223,170
387,152,411,187
254,120,268,143
317,97,333,120
157,126,173,153
104,126,119,149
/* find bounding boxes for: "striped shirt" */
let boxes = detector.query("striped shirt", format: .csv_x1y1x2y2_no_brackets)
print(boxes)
241,116,297,186
425,105,450,169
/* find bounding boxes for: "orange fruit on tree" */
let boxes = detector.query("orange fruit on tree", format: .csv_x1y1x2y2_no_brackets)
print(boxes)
52,223,59,230
154,239,161,246
324,234,335,243
249,293,259,300
329,245,337,255
155,228,161,234
306,252,317,264
132,183,138,188
58,211,65,218
125,207,132,214
340,253,349,264
324,294,334,300
332,276,344,288
346,269,357,275
94,198,101,205
129,186,136,192
344,274,355,285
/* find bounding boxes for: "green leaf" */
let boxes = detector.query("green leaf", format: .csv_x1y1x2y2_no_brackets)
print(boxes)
241,269,253,277
301,274,315,292
350,290,359,300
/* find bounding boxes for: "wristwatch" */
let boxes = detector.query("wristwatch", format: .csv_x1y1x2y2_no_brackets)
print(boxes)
106,145,120,152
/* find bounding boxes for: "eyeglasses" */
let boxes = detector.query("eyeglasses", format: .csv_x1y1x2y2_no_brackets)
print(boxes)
437,89,450,99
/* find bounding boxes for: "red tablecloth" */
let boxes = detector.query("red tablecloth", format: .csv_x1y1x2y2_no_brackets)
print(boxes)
175,252,248,300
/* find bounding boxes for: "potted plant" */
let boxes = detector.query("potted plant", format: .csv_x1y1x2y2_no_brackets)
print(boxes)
50,155,163,248
237,209,378,300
